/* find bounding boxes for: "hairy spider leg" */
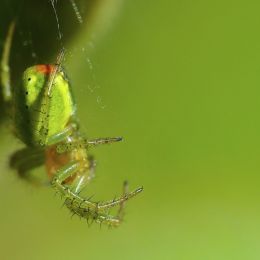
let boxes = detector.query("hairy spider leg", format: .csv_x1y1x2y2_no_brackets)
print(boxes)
56,136,123,153
36,48,66,146
71,155,96,194
65,180,129,227
116,180,129,221
51,160,143,226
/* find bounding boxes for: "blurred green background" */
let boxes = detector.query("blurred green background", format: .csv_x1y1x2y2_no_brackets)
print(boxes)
1,0,260,259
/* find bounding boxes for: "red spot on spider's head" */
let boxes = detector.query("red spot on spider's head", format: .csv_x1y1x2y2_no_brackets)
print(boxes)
35,65,55,75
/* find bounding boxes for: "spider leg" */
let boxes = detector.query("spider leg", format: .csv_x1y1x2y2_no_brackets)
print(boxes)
116,180,129,221
72,155,96,194
87,137,123,148
96,185,143,211
56,136,123,153
51,161,98,210
64,198,124,227
1,21,15,104
9,147,46,186
52,161,143,226
32,48,66,146
46,123,78,146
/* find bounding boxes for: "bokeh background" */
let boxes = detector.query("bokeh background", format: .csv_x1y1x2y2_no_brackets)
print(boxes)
1,0,260,259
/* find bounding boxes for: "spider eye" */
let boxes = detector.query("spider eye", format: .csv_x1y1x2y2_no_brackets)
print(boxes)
28,78,31,81
25,91,28,95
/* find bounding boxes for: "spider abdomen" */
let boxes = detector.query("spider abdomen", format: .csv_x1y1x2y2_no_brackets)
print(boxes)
13,65,76,146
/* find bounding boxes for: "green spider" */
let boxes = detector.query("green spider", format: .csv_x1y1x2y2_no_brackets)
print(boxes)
1,22,143,227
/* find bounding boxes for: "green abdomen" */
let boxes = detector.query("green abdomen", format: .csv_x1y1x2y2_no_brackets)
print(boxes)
14,65,76,147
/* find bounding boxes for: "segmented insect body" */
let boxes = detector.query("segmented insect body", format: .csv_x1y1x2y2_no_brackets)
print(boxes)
1,24,143,227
